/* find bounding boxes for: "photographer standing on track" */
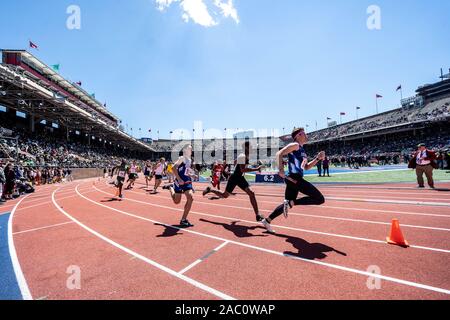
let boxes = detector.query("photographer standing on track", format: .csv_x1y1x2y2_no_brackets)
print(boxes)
408,143,438,189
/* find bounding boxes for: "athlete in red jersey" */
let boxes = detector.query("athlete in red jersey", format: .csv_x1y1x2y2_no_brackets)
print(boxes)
211,161,225,190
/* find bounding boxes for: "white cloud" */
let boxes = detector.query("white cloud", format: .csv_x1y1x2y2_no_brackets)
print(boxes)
214,0,239,24
155,0,239,27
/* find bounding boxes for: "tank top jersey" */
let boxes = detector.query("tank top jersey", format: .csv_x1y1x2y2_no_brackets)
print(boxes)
288,144,308,177
176,157,192,183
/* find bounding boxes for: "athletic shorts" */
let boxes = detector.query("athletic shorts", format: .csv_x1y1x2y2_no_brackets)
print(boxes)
174,180,193,194
284,174,322,201
226,174,249,193
144,171,150,177
129,173,138,180
116,177,125,186
155,175,163,180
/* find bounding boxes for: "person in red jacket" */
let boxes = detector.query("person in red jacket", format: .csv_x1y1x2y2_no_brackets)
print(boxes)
408,143,437,189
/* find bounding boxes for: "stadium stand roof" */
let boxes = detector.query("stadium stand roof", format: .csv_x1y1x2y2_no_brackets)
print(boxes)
0,49,154,153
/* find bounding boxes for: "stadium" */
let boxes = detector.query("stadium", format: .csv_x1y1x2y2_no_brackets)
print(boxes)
0,1,449,313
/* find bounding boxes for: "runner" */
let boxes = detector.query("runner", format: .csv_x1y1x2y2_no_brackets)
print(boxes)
203,141,264,222
162,145,195,228
125,160,138,190
111,159,128,199
143,160,153,189
166,161,174,183
261,127,326,233
150,158,166,194
211,160,224,190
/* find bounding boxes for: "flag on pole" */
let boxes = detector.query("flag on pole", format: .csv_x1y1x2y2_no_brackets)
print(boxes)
29,41,38,49
90,93,96,99
356,107,361,110
327,117,332,120
51,64,60,72
376,94,383,99
103,102,107,108
75,81,82,86
148,129,152,132
396,85,402,92
340,112,346,116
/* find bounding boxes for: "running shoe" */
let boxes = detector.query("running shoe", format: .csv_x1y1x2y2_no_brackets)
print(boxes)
202,186,211,196
261,219,275,233
256,214,264,222
283,200,291,219
162,184,173,190
180,219,194,228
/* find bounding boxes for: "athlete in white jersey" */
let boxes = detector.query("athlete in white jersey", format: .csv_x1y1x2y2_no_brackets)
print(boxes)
150,158,166,194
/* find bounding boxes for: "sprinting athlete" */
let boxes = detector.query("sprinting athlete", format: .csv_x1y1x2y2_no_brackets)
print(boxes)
126,161,138,190
211,160,224,190
261,127,326,233
111,160,128,199
163,145,195,228
203,141,264,222
166,162,174,183
151,158,166,194
143,161,153,188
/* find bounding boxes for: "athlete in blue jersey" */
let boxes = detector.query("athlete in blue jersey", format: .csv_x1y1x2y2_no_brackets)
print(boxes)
163,144,195,228
261,127,325,233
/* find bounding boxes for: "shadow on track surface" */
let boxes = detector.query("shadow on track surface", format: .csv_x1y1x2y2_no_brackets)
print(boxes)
154,223,185,238
200,219,268,238
275,233,348,260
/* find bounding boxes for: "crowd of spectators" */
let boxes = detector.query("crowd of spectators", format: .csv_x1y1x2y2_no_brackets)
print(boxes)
0,162,77,203
307,125,450,169
308,98,450,142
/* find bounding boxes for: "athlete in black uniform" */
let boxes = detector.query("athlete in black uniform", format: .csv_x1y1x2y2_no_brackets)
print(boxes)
111,160,128,199
203,141,264,222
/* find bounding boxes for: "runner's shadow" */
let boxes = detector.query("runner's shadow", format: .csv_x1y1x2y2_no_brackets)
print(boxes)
154,223,184,237
434,188,450,192
200,219,267,238
101,198,122,202
275,233,347,261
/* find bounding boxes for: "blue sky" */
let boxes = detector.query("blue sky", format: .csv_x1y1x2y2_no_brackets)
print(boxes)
1,0,449,140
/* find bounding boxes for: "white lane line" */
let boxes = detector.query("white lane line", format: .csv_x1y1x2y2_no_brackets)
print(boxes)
94,185,450,253
52,187,235,300
78,184,450,295
326,196,450,207
118,185,450,232
14,189,99,214
13,221,74,235
253,189,450,201
316,188,450,197
236,191,450,206
198,190,450,218
179,241,229,275
8,195,33,300
96,185,450,253
100,183,450,241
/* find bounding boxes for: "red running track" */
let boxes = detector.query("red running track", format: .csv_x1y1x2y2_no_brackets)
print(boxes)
7,178,450,300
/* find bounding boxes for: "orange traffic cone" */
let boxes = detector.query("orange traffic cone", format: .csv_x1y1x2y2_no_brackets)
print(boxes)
387,219,409,247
